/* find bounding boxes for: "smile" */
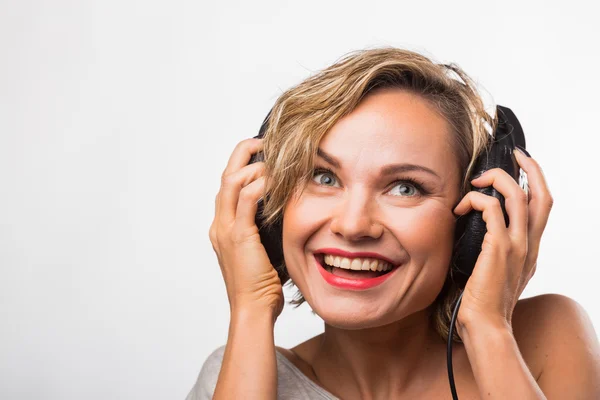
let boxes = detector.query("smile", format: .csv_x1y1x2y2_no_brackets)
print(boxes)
314,253,401,290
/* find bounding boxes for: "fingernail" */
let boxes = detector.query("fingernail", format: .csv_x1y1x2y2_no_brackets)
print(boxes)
515,145,531,158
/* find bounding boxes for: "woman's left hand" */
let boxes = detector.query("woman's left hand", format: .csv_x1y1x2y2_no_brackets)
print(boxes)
452,148,554,332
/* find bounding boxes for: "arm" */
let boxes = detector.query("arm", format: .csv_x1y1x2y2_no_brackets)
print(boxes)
207,137,284,399
213,308,278,400
459,319,546,399
458,294,600,400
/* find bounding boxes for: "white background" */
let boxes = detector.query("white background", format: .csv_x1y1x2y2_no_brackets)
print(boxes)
1,0,598,399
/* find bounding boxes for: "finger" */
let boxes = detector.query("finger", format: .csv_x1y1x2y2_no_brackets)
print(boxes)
219,162,265,226
213,138,263,253
233,175,266,241
514,150,553,275
222,138,264,180
213,192,219,223
470,167,528,244
454,190,510,241
210,193,220,248
514,149,554,241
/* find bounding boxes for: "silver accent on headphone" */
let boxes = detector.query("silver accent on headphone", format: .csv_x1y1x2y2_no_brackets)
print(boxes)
519,168,529,201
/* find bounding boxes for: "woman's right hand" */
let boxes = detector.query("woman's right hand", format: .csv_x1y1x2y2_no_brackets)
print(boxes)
208,138,284,320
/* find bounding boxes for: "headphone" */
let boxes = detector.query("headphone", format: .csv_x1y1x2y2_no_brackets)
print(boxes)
248,104,528,400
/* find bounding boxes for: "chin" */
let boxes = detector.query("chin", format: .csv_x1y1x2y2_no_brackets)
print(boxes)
308,293,406,330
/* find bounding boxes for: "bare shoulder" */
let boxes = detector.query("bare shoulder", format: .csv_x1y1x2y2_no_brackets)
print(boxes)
512,293,600,398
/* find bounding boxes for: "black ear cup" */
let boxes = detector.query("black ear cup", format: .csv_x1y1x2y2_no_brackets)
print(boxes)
451,105,526,288
248,111,288,285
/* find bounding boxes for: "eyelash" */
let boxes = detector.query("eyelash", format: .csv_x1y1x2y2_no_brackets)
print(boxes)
311,167,429,197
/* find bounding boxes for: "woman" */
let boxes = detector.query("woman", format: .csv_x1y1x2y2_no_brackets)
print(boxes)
188,47,600,399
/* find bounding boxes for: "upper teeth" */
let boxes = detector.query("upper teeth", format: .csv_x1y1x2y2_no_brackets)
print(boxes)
323,254,393,272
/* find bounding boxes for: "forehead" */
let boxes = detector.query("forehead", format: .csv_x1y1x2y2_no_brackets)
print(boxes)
319,88,457,178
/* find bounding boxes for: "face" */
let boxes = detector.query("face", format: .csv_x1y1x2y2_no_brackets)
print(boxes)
282,88,463,329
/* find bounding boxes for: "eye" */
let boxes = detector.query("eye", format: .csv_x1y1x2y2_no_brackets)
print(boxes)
388,180,421,197
312,168,340,187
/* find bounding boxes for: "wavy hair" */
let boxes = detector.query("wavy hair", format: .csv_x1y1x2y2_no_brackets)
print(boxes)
258,47,496,343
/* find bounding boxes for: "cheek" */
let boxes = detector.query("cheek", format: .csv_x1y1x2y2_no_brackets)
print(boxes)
282,187,337,238
388,202,457,299
390,203,456,259
281,193,324,276
281,189,348,297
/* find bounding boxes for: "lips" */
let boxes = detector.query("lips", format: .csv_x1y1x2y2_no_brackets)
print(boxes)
315,254,390,278
313,254,401,290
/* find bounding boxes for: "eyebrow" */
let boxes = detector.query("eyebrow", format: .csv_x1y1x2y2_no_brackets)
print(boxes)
316,148,441,180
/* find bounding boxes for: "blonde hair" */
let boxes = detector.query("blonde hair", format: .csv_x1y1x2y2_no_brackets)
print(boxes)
258,47,496,343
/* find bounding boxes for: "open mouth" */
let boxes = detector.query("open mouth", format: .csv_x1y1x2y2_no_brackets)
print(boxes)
315,253,397,280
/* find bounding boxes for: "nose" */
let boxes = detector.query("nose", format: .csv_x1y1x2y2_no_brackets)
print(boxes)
329,190,384,241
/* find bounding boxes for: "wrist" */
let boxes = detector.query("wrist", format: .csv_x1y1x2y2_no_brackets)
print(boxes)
457,315,513,341
231,305,279,327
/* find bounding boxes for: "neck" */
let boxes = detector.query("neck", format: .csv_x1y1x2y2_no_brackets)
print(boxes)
311,305,445,399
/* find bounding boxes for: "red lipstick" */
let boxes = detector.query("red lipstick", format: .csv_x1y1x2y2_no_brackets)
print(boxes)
313,253,401,291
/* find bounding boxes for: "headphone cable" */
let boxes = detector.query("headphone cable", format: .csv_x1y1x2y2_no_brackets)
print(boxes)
447,289,464,400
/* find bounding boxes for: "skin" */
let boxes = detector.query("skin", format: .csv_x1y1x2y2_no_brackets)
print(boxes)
277,294,595,399
209,87,600,399
282,88,460,330
279,88,468,398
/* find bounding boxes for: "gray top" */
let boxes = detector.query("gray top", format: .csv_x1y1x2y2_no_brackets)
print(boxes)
185,345,339,400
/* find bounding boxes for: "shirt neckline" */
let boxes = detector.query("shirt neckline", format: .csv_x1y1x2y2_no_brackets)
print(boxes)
275,349,340,399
